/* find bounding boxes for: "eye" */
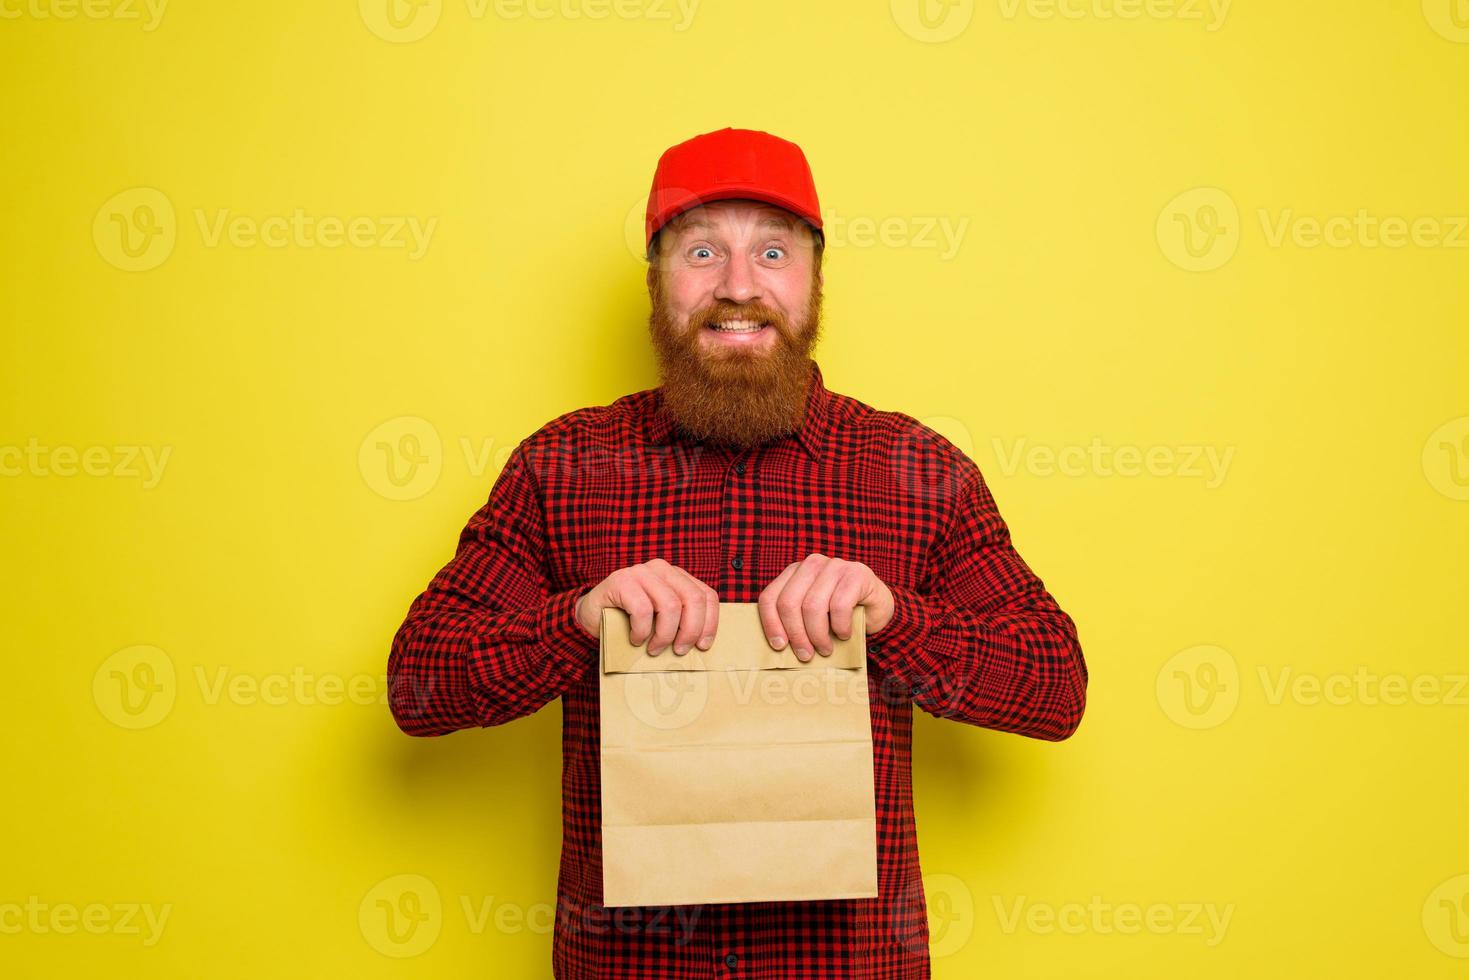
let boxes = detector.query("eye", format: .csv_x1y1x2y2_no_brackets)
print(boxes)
689,245,715,260
762,246,786,261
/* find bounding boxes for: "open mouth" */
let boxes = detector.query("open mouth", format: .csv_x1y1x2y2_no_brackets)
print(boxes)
706,319,771,334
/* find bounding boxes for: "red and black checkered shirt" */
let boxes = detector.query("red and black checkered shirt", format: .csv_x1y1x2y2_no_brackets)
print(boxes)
388,360,1088,979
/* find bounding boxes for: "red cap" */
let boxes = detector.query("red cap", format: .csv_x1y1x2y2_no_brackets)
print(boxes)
644,127,823,260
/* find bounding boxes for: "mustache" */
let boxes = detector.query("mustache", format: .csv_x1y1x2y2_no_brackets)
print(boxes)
688,301,788,334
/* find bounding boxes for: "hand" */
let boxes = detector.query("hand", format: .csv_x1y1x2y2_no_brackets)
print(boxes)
574,558,720,656
757,554,894,662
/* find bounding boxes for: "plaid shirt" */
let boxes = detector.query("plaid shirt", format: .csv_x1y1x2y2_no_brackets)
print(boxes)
388,360,1088,979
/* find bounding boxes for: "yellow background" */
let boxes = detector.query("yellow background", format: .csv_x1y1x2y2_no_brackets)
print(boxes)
3,0,1467,975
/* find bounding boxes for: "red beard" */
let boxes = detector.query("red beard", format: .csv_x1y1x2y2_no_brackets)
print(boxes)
646,267,825,451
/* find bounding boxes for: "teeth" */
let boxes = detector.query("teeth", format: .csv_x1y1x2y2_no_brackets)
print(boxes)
711,319,765,333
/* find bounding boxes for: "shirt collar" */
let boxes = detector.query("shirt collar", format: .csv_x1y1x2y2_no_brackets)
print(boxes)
646,360,833,462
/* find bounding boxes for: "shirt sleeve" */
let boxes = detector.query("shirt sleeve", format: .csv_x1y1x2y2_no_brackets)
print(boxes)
866,450,1088,741
387,438,598,736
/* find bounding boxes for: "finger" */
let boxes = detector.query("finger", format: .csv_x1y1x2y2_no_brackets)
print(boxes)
800,559,848,656
758,563,800,650
697,580,719,650
634,571,684,655
827,563,869,642
618,583,657,649
660,565,708,655
777,555,827,661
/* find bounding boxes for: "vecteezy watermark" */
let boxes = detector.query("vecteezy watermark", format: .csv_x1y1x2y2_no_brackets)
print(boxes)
358,416,531,501
1157,644,1469,730
359,0,700,43
621,193,972,263
887,872,978,957
0,439,171,489
891,0,1228,42
820,209,970,260
889,0,975,42
992,895,1235,946
1257,666,1469,708
358,417,737,502
193,666,391,708
1422,0,1469,43
360,875,441,957
0,897,172,946
1256,208,1469,250
619,663,872,732
1158,187,1469,271
1424,873,1469,958
92,645,395,729
357,874,702,957
1157,645,1239,729
0,0,168,30
1156,187,1240,272
92,187,176,272
996,0,1231,31
990,436,1235,488
93,187,438,272
923,874,976,957
92,646,177,730
1422,416,1469,501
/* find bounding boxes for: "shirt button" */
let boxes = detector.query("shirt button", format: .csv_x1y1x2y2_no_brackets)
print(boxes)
730,556,743,570
724,952,739,968
869,643,882,654
733,461,745,475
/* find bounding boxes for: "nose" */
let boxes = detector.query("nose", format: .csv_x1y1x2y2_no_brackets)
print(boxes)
713,251,760,306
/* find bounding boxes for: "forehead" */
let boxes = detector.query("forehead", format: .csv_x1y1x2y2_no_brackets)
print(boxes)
665,200,798,237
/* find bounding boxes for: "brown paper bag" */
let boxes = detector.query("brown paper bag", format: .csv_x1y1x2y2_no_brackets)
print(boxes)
598,601,878,907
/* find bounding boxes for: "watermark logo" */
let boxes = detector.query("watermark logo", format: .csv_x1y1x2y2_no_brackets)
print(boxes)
1156,644,1238,729
94,189,437,270
0,439,172,488
1257,208,1468,249
997,0,1231,31
96,651,394,725
362,0,699,41
621,671,710,731
1423,0,1469,42
991,436,1235,488
93,645,177,730
360,874,442,957
1258,666,1468,708
1424,874,1469,957
925,873,976,957
1160,190,1468,271
94,187,176,272
1423,416,1469,501
1160,648,1467,727
360,0,443,42
890,416,975,504
821,209,970,259
993,895,1235,945
0,0,168,30
629,193,971,263
1157,187,1239,272
0,897,172,945
619,664,869,731
359,416,444,501
891,0,975,42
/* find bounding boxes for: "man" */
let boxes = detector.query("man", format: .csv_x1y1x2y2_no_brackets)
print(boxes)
387,127,1088,979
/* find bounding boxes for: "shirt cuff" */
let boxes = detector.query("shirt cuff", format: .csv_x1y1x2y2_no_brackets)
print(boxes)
866,583,934,673
541,586,599,662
